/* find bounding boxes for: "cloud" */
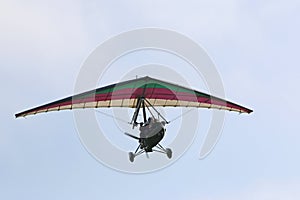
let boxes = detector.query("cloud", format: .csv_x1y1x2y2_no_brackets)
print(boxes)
235,180,300,200
0,0,91,108
89,0,241,41
0,0,88,69
189,180,300,200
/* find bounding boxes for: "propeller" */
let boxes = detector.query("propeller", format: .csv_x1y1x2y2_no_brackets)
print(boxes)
124,132,140,140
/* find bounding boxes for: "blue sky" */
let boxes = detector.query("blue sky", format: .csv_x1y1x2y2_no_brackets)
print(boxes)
1,0,300,199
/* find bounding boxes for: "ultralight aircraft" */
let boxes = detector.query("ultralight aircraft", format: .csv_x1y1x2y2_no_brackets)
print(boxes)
15,76,252,162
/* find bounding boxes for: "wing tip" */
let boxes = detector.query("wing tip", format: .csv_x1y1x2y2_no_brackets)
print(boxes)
242,108,253,114
246,107,254,114
15,113,23,118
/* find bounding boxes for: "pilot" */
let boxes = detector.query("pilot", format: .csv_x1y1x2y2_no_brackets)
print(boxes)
143,117,153,126
139,117,154,139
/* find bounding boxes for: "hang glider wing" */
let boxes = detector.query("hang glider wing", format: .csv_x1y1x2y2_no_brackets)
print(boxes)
15,76,252,118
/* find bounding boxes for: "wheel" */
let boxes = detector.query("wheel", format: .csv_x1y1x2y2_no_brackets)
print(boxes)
129,152,135,162
166,148,172,159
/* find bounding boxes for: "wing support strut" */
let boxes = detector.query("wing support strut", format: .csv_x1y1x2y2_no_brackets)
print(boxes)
130,97,169,129
144,98,169,124
130,97,143,127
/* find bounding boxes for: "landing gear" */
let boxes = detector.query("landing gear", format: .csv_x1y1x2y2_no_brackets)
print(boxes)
128,144,172,162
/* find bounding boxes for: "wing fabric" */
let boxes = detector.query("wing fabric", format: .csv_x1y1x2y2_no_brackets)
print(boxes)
15,76,252,118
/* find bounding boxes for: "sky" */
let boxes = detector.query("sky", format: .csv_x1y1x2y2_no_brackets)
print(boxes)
1,0,300,199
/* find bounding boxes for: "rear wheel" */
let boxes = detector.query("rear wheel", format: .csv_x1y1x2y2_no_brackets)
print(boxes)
129,152,135,162
166,148,172,159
